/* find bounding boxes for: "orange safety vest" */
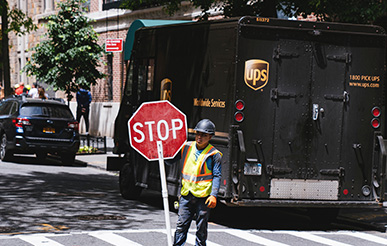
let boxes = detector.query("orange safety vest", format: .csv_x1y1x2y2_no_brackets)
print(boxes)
180,141,222,197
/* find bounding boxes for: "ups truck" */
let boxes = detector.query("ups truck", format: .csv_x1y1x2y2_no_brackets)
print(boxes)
108,17,387,212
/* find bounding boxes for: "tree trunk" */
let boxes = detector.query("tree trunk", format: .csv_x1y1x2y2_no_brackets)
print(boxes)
1,1,11,97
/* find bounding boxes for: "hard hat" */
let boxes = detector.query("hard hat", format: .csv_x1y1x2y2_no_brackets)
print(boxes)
14,84,19,88
25,85,31,90
194,119,216,135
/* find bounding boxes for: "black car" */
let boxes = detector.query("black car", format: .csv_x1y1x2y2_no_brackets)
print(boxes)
0,96,80,164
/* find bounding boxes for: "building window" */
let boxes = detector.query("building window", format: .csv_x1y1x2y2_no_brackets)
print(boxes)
102,0,123,11
82,0,91,12
44,0,54,12
107,54,113,101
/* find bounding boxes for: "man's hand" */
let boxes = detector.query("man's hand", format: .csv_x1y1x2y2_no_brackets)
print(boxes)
205,195,217,208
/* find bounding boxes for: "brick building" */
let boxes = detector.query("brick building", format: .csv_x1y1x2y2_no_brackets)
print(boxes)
4,0,222,136
6,0,200,103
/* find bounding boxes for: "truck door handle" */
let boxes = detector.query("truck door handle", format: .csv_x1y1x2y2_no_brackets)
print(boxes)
271,88,298,100
324,91,349,103
313,104,319,120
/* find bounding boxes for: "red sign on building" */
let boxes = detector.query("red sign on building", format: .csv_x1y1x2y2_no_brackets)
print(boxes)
105,38,123,52
128,101,187,161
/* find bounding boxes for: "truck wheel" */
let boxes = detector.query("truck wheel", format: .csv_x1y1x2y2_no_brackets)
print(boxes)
0,133,13,162
61,152,76,165
119,163,142,200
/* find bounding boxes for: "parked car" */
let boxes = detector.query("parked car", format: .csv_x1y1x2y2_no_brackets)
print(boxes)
0,96,80,164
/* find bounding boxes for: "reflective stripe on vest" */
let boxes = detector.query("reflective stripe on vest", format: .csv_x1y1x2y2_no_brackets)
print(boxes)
180,141,221,197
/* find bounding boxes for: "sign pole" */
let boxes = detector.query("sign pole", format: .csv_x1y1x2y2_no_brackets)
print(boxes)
157,141,173,246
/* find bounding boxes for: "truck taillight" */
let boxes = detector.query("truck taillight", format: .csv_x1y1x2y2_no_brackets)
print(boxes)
13,117,31,127
234,100,245,122
372,107,381,117
68,121,79,131
371,106,381,129
234,112,244,122
235,100,245,110
371,118,380,128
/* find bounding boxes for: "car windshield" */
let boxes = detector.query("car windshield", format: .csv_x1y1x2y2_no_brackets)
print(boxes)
20,104,74,118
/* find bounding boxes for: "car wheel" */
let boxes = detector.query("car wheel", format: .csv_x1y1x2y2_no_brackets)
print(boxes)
61,152,76,165
119,163,142,200
0,133,13,162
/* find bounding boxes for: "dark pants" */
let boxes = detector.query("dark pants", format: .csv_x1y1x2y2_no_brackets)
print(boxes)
174,193,211,246
76,106,90,132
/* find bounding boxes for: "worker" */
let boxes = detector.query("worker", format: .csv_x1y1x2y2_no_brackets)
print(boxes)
15,82,24,95
173,119,222,246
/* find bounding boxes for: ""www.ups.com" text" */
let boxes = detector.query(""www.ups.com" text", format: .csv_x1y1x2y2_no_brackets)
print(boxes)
349,82,380,88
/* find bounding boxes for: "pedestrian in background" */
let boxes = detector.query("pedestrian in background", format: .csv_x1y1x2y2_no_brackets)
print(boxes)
22,84,30,96
173,119,222,246
28,83,38,98
38,87,48,99
76,85,92,135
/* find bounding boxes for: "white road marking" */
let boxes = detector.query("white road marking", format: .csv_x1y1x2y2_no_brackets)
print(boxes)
89,231,142,246
335,231,387,245
283,231,353,246
226,230,290,246
2,228,387,246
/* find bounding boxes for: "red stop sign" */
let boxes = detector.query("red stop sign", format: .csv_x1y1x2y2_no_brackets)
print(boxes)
128,101,187,161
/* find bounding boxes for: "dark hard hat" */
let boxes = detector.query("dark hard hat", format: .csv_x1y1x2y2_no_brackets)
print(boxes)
194,119,215,135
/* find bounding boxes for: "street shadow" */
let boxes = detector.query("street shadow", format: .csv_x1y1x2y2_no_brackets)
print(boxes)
128,191,387,232
1,159,386,235
0,169,168,235
1,154,87,167
209,203,387,232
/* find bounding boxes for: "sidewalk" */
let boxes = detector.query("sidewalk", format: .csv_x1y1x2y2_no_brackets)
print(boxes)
75,136,118,172
76,153,118,174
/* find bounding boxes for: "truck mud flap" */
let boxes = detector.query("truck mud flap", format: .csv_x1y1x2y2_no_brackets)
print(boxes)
107,156,125,171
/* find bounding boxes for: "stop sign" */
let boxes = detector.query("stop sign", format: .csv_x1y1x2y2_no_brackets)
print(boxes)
128,101,187,161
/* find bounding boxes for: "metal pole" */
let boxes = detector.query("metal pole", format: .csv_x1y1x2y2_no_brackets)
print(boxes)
157,141,173,246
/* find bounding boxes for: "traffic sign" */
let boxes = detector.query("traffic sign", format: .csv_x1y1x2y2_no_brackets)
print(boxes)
105,38,123,52
128,100,187,245
128,100,187,161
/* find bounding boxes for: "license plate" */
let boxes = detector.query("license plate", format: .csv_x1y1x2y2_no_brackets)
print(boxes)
43,127,55,133
244,163,262,176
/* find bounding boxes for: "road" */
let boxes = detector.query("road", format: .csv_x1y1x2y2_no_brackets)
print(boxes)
1,153,387,246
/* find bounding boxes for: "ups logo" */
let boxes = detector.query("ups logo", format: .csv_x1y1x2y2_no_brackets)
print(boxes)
160,78,172,101
244,59,269,90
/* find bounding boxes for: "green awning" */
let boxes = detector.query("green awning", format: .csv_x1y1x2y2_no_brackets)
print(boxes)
124,19,192,61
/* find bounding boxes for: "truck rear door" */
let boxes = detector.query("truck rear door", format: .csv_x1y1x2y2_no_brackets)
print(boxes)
234,17,385,203
271,38,347,181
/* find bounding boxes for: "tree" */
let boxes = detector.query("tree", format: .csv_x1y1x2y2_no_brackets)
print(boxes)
281,0,387,24
23,0,105,102
120,0,386,24
1,1,36,97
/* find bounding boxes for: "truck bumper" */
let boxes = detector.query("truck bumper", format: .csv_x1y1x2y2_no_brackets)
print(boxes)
222,199,383,208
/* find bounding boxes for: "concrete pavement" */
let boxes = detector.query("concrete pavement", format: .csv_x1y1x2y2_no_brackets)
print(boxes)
76,136,118,173
75,152,116,173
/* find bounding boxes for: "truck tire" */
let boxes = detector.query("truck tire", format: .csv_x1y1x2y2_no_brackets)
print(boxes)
119,163,142,200
0,133,13,162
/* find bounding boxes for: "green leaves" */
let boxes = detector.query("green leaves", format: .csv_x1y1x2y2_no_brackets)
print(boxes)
7,6,37,35
23,0,105,102
120,0,386,23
